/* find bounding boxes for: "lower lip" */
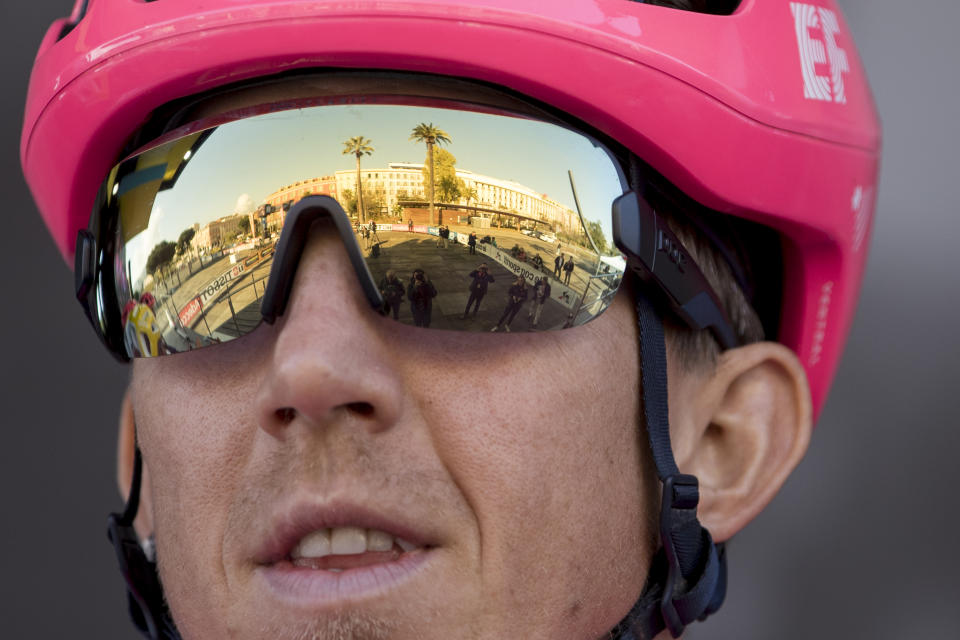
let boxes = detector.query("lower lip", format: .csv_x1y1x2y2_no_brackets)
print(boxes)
256,550,433,607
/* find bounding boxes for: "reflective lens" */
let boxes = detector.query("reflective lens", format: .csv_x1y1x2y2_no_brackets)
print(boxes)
99,102,627,357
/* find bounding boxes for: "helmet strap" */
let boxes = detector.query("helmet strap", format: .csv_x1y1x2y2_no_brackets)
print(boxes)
609,290,727,639
107,443,183,640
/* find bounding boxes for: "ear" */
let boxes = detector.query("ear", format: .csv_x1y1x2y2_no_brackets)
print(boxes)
670,342,813,542
117,388,154,541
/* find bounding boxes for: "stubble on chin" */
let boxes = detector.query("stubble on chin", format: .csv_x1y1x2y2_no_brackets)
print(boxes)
253,613,398,640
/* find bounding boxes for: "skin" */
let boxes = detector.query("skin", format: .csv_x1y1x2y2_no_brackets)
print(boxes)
125,222,654,639
120,225,812,638
117,80,814,640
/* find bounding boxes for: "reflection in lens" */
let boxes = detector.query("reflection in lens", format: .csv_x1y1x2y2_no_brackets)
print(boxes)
105,103,626,357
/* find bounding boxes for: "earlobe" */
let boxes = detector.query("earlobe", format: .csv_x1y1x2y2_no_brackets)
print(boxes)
117,389,154,540
674,342,813,542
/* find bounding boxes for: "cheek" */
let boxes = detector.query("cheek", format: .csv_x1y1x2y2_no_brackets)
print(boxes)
416,297,650,633
131,356,257,624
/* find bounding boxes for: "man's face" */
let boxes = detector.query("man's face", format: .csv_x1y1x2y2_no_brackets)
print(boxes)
130,223,653,639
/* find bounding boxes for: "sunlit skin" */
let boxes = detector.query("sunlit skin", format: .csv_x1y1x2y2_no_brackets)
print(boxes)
129,221,657,639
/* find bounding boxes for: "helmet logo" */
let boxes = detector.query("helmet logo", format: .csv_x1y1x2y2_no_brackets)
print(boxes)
656,230,687,273
790,3,851,104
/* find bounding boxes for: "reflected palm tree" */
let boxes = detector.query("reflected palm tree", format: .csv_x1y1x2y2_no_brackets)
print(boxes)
463,186,479,216
409,123,451,226
342,136,374,223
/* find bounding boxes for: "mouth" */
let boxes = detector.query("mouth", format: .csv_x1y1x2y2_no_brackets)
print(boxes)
286,526,419,571
253,503,437,605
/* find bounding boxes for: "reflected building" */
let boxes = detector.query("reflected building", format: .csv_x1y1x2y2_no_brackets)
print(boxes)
333,164,425,216
455,168,578,233
193,214,247,251
264,175,338,210
331,163,578,232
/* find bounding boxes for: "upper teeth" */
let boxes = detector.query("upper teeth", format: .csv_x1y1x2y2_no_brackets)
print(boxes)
291,527,418,559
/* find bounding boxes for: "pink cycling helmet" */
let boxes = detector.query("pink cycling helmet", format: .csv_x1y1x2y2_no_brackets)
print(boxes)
21,2,880,638
21,0,880,417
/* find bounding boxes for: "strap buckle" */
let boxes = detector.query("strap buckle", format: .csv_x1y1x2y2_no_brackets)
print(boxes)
659,473,701,637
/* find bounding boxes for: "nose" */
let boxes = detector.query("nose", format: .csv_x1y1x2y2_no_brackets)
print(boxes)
254,221,404,439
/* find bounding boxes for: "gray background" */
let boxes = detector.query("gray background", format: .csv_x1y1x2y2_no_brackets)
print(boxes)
1,1,957,637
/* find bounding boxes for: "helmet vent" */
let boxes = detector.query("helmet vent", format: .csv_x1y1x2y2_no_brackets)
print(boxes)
57,0,164,43
630,0,742,15
56,0,89,42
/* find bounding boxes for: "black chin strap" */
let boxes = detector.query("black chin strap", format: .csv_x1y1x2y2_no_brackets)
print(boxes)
107,445,183,640
610,291,727,639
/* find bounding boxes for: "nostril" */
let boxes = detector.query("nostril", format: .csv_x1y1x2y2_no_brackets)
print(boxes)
271,403,373,424
275,407,296,424
346,402,375,417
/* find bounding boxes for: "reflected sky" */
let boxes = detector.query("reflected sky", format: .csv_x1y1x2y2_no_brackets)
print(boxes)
124,104,625,280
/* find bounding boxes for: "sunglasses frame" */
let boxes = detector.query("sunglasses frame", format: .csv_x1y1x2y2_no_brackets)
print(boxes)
74,84,743,363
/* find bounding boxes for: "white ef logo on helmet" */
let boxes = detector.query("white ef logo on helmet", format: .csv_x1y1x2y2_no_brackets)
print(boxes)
790,3,850,104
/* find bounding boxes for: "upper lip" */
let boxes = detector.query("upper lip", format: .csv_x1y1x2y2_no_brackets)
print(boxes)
252,497,438,566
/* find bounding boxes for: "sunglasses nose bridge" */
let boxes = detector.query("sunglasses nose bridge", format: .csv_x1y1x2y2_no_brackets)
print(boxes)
261,195,384,324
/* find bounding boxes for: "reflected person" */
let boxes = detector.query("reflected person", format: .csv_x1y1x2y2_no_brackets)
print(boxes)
407,268,438,328
527,277,552,328
378,269,405,320
491,276,528,333
463,263,495,318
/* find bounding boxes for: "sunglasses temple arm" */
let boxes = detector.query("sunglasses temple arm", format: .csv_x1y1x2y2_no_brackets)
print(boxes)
612,191,740,350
